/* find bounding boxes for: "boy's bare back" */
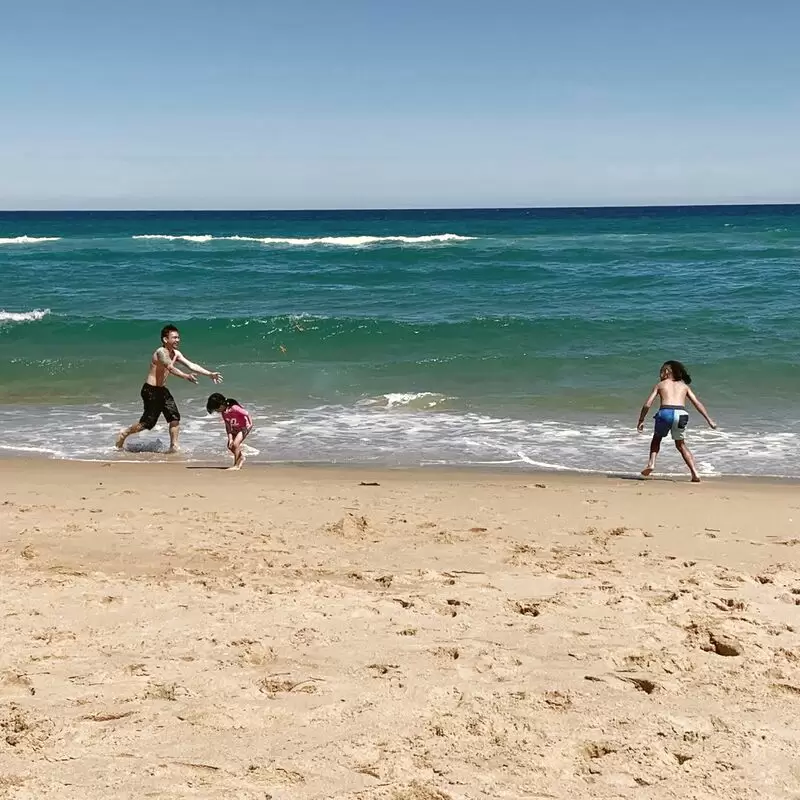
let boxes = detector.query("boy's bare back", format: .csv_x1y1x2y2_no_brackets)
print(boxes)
655,378,691,407
646,375,715,430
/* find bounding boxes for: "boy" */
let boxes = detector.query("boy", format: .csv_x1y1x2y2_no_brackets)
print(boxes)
116,324,223,453
637,360,716,482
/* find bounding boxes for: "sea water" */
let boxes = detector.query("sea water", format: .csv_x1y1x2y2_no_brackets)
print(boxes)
2,206,799,476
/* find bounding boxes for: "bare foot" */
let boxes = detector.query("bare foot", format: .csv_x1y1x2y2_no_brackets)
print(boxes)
226,464,242,471
167,446,180,455
640,467,654,477
115,432,126,450
691,476,701,483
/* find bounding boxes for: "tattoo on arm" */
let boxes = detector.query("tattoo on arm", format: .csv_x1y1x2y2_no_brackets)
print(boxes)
156,347,171,367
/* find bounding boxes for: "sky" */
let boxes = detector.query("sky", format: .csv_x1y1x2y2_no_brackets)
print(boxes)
1,0,799,209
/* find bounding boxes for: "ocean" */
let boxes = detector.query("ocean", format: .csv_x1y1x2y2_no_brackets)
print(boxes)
2,206,799,477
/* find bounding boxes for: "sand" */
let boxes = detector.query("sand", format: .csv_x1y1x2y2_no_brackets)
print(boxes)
0,460,799,799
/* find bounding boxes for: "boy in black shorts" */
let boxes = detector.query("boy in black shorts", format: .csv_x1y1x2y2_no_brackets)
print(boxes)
115,324,223,453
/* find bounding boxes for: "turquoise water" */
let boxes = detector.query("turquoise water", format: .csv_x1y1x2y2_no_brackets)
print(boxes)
2,207,799,475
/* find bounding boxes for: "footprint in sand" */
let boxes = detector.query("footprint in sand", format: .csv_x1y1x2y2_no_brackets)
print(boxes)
391,783,453,800
584,741,618,759
542,690,573,710
686,623,743,657
0,704,54,750
258,676,321,696
230,638,276,666
247,764,306,785
511,600,541,617
366,663,401,678
431,646,460,661
0,671,35,697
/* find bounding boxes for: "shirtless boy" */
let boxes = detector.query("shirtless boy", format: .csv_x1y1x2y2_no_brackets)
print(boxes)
115,324,223,453
637,360,717,482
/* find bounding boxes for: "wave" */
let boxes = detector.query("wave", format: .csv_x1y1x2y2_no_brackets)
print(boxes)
0,400,794,478
0,308,51,324
357,392,452,410
0,236,61,244
131,233,476,246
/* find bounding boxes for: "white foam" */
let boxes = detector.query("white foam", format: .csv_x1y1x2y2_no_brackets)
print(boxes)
0,308,51,324
358,392,451,409
0,236,61,244
132,234,215,243
132,233,476,246
2,401,799,478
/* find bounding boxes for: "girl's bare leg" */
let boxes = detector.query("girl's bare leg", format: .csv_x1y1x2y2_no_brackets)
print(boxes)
227,432,246,470
675,440,701,482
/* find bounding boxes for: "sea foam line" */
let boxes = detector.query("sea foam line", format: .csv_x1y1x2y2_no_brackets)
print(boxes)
0,308,51,324
0,236,61,244
131,233,476,246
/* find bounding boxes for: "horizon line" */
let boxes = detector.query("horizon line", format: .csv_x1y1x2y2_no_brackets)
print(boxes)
1,201,800,214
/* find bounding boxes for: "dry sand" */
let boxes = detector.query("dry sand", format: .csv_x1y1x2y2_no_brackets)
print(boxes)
1,460,799,799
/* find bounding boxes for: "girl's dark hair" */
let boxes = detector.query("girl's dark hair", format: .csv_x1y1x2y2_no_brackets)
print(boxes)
206,393,239,413
662,360,692,384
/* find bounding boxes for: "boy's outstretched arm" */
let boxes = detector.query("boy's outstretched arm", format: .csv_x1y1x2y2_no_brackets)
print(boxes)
637,386,659,432
687,387,717,429
174,350,223,384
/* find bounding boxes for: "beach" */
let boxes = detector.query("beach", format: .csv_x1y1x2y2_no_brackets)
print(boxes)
1,460,798,799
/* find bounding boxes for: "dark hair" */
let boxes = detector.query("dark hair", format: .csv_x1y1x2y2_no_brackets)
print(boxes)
160,324,179,343
662,360,692,385
206,393,239,414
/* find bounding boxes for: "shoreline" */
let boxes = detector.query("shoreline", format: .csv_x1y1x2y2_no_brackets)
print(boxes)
3,453,800,488
1,395,797,481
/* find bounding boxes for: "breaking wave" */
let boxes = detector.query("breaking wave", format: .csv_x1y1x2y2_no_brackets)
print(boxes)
0,236,61,244
0,308,51,324
131,233,476,246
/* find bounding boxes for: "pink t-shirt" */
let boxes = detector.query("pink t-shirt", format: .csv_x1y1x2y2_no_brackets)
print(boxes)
222,404,252,434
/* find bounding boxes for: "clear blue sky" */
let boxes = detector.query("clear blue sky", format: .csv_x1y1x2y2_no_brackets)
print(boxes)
2,0,799,209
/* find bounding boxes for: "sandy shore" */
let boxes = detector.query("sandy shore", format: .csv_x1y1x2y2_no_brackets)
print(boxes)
1,460,799,799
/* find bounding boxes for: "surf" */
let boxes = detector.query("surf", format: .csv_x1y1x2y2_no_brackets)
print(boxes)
131,233,477,246
0,236,61,244
0,308,51,324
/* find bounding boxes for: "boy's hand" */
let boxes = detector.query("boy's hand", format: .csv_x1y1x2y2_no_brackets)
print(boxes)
708,420,717,430
186,373,198,384
637,421,644,432
210,372,223,384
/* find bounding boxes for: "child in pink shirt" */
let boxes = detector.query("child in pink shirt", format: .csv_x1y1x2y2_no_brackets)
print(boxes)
206,393,253,470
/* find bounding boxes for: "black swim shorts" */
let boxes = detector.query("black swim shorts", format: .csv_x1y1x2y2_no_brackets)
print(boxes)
139,383,180,429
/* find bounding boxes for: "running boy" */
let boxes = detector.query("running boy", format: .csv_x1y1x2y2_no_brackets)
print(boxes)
206,393,253,470
116,324,223,453
637,360,717,482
